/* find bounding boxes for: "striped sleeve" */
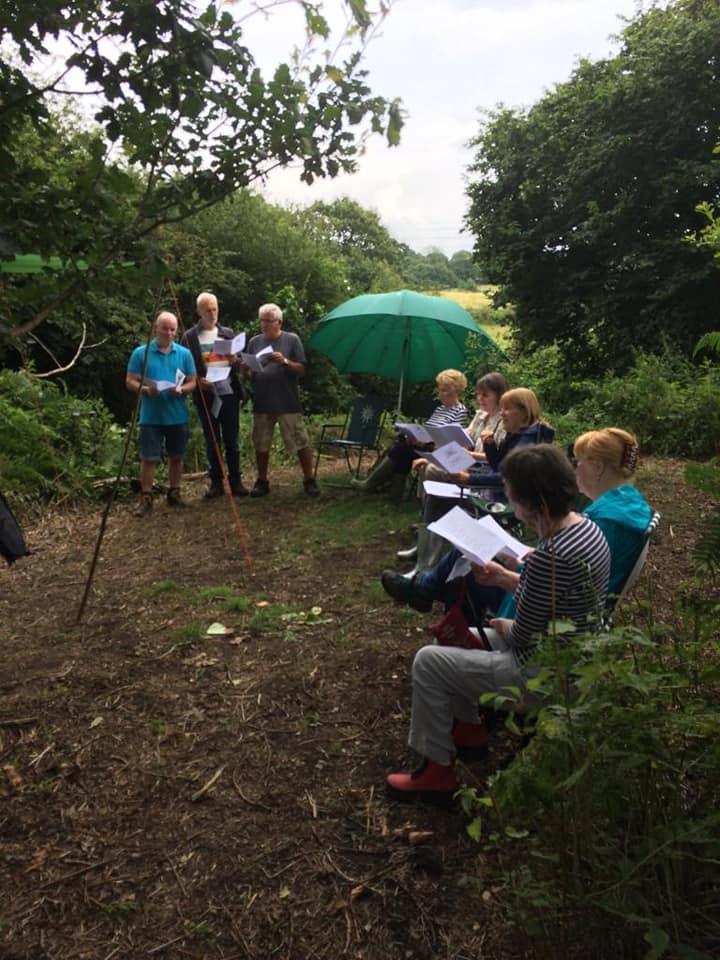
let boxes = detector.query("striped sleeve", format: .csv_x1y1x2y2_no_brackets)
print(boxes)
426,402,468,427
507,518,610,666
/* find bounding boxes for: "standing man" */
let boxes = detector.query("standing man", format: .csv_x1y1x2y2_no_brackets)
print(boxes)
126,311,197,516
244,302,319,498
182,292,248,499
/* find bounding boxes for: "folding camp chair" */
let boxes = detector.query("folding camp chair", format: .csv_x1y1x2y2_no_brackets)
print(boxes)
602,510,661,629
313,394,387,480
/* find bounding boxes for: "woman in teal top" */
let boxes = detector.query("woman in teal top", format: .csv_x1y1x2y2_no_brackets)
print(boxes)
469,428,651,616
383,428,652,619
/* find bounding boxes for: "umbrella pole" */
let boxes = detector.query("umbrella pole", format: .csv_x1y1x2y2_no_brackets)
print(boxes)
396,321,410,415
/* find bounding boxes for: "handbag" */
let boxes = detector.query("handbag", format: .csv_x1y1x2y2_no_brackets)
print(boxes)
427,578,490,651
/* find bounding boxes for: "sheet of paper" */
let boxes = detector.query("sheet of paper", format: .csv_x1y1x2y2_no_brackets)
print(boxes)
394,421,432,444
147,370,185,392
424,423,474,449
205,365,232,383
423,480,466,499
212,332,246,355
241,344,273,373
424,441,476,473
428,506,528,566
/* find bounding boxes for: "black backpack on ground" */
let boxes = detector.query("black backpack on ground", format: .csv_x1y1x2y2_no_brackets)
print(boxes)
0,492,30,566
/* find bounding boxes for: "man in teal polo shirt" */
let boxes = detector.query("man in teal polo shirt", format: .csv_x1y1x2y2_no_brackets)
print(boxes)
126,311,197,516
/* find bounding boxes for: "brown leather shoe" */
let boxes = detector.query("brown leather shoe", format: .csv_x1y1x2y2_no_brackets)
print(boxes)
133,492,153,517
166,487,187,508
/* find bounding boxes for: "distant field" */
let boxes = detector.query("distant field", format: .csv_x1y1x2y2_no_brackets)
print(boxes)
432,287,513,350
436,287,497,310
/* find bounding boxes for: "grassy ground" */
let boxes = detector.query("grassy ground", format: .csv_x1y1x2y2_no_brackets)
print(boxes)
0,455,711,959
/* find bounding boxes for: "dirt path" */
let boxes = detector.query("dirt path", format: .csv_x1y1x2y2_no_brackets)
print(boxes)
0,458,711,959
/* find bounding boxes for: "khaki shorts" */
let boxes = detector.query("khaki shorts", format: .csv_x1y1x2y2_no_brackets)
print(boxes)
253,413,310,455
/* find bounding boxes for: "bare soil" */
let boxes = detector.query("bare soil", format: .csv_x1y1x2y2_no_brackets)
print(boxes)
0,457,712,960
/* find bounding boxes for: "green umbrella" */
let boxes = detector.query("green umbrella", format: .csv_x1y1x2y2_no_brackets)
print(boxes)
308,289,501,411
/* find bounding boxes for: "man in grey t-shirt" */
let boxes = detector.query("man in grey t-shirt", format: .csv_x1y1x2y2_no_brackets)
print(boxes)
243,303,319,498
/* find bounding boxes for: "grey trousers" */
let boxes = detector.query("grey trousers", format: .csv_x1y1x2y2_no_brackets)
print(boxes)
408,629,526,764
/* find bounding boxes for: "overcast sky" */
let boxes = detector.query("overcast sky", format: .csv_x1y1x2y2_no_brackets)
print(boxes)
240,0,660,255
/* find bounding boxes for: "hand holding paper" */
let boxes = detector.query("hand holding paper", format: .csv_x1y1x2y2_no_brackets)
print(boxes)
241,344,273,373
147,370,186,393
427,506,528,566
424,441,476,474
205,366,232,383
212,332,246,355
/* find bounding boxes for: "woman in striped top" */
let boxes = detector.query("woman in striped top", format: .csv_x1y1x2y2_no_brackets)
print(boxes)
386,444,610,803
352,369,469,495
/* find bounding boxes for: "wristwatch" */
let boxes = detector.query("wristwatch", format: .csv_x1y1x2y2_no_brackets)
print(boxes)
283,357,289,366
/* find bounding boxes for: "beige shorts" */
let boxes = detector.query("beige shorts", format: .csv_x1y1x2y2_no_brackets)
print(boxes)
253,413,310,455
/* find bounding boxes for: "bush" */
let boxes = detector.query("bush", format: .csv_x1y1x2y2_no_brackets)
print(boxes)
463,607,720,959
504,346,720,458
0,370,125,497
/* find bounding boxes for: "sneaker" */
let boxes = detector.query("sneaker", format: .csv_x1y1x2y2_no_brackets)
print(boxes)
133,492,153,517
303,477,320,498
204,483,224,500
231,480,250,498
250,479,270,498
380,570,434,612
166,487,187,508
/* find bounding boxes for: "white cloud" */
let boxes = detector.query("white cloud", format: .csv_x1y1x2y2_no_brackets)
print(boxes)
240,0,662,254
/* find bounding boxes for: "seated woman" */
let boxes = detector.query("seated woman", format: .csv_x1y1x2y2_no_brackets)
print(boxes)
401,387,553,578
385,444,611,803
460,386,554,492
412,371,509,487
382,428,652,624
352,369,468,497
396,372,508,565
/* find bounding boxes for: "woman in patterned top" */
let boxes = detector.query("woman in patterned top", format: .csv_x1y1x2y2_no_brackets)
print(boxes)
352,369,469,496
386,443,610,803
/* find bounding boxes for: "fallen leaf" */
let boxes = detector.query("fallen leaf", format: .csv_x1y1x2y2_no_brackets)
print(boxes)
25,847,49,872
278,886,291,899
89,716,103,728
255,601,270,608
206,622,230,636
3,764,22,788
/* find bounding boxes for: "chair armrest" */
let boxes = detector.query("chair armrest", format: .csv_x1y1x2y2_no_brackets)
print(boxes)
318,422,345,442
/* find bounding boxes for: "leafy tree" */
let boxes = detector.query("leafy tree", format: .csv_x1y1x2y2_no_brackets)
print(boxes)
402,248,457,290
465,0,720,373
449,250,485,287
301,197,405,293
0,0,403,339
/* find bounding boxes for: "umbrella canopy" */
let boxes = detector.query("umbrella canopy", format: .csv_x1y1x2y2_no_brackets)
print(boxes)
308,290,501,410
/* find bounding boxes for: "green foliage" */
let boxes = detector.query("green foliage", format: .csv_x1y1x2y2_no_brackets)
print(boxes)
0,370,125,496
1,0,402,341
194,586,251,612
685,459,720,576
465,0,720,374
506,345,720,457
146,580,183,595
172,621,205,652
463,610,720,959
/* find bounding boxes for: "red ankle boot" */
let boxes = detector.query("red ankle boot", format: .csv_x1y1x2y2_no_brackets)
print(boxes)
452,719,488,761
386,758,458,804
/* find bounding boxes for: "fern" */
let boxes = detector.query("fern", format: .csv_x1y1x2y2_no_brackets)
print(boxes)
693,330,720,359
691,506,720,575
